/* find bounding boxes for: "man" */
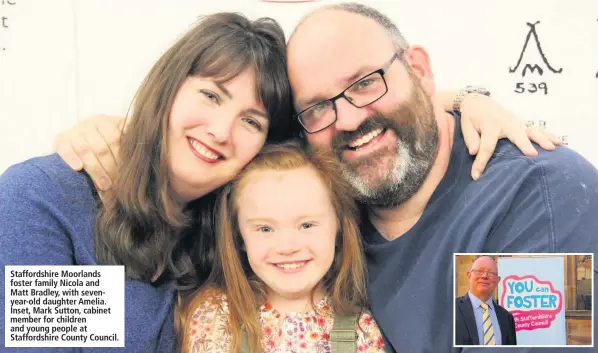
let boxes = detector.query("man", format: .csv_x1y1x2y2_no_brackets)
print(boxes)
455,256,517,346
285,3,598,353
51,3,598,353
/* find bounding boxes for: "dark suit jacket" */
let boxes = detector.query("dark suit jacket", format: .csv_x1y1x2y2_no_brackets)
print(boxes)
455,294,517,345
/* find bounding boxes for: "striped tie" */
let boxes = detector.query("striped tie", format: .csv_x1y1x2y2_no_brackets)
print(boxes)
481,303,496,345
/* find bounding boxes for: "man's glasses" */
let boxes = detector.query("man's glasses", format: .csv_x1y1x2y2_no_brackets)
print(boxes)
471,269,498,278
294,51,402,134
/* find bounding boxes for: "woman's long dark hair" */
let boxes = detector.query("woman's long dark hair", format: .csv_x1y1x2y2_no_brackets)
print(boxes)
93,13,294,294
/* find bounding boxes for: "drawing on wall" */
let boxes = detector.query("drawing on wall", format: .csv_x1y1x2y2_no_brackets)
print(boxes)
510,21,564,96
509,21,563,78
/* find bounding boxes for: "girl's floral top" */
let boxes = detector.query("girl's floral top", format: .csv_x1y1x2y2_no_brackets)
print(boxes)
187,292,386,353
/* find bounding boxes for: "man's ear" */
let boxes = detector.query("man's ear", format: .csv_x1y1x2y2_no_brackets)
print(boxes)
403,45,436,95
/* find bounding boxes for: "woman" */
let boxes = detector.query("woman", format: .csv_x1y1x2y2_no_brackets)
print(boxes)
0,12,292,353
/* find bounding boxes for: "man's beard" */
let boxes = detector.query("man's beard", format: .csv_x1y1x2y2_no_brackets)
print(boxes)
331,79,439,209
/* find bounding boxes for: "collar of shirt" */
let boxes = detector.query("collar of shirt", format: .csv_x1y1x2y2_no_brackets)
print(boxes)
467,291,495,311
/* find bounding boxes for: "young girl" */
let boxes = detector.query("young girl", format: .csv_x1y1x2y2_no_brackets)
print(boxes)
180,141,385,353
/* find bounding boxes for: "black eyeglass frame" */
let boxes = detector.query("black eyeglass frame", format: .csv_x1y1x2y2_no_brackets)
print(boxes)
294,51,403,134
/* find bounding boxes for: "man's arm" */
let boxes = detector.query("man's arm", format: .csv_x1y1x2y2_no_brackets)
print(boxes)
437,91,561,179
455,296,475,346
53,115,125,191
52,95,562,188
455,298,465,345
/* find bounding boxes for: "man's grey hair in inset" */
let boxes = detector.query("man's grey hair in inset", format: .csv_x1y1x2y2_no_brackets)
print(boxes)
470,256,498,271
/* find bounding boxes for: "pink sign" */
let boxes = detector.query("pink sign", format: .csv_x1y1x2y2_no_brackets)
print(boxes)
500,275,563,331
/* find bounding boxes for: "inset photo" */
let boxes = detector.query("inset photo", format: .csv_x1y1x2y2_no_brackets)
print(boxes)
454,253,593,347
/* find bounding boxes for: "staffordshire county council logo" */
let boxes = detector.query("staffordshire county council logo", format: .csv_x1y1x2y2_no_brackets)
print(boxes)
500,275,563,331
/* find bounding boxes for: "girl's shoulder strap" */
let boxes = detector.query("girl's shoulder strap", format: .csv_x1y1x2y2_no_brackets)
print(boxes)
240,326,250,353
239,311,370,353
330,312,360,353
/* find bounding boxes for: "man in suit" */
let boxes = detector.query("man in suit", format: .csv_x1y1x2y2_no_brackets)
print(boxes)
456,256,517,345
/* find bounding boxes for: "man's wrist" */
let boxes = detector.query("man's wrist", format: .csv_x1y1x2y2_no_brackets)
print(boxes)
453,86,491,113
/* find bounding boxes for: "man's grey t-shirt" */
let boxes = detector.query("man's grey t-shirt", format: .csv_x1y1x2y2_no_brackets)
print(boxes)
362,114,598,353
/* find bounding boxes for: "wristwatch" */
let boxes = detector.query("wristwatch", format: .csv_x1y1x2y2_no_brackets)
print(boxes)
453,86,491,113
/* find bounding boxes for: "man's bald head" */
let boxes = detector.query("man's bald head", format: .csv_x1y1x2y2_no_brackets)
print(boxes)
467,256,501,301
288,2,408,54
470,256,498,272
287,3,410,113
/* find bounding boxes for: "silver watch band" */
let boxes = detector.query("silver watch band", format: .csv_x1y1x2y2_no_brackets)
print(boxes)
453,86,491,112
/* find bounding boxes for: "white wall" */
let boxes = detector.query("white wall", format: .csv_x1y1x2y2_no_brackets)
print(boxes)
1,0,597,173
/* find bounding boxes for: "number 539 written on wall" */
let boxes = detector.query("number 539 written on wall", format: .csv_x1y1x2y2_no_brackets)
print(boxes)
514,82,548,94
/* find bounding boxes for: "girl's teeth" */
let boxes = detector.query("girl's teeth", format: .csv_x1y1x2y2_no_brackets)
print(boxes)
276,262,306,269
